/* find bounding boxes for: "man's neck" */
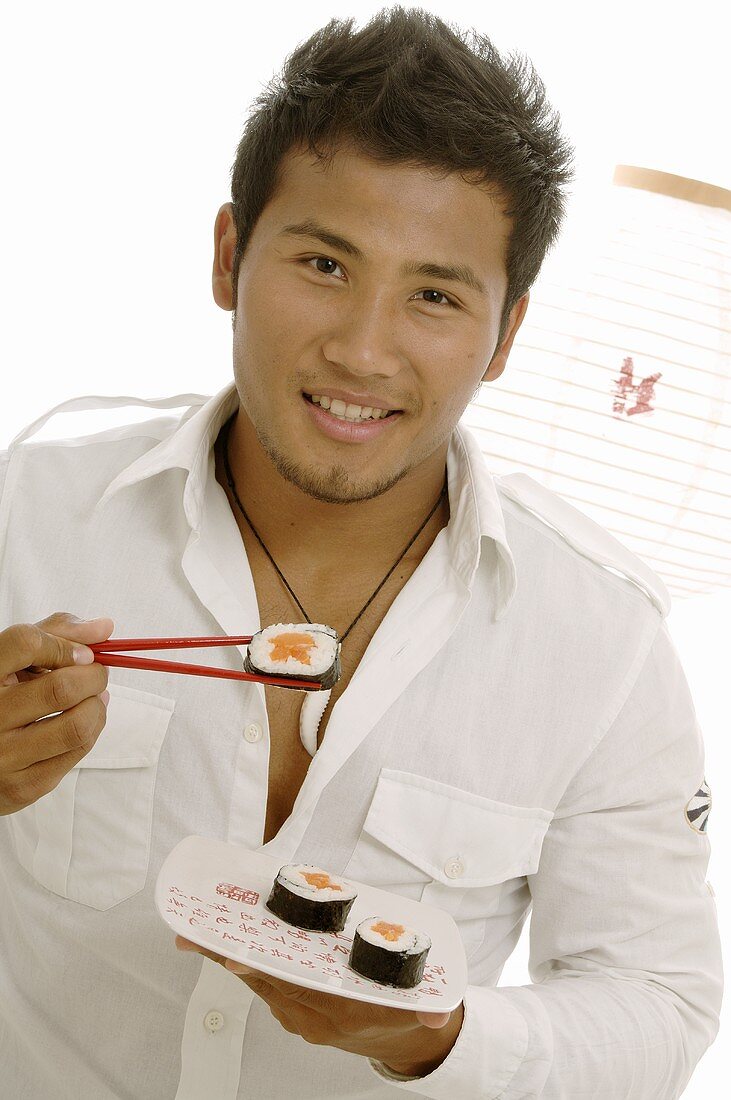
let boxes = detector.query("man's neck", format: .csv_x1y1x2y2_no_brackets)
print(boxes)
215,408,450,579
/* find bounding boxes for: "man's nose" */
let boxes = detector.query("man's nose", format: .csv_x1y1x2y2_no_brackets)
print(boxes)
320,292,405,380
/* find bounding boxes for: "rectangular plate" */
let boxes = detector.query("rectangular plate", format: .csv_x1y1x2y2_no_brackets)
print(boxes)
155,835,467,1013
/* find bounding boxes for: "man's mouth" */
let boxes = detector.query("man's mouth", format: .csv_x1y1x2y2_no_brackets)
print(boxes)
303,393,400,424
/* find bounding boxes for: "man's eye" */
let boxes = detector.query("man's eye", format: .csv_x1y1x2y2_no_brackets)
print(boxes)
306,256,343,277
415,289,456,308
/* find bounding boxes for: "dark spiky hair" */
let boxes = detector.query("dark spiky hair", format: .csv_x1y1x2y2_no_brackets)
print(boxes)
230,5,574,347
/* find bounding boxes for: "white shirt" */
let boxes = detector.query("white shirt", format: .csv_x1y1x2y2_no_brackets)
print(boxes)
0,383,722,1099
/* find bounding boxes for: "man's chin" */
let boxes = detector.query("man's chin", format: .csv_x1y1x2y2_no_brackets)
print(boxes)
269,451,404,506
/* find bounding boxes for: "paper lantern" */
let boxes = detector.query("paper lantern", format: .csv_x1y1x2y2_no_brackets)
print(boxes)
463,166,731,600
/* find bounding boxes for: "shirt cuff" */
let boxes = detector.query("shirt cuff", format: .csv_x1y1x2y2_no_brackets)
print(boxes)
367,985,529,1097
368,1060,421,1084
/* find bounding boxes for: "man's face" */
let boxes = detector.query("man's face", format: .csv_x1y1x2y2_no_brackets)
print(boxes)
216,144,525,504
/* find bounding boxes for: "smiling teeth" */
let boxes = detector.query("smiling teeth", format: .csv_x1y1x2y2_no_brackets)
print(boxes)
310,394,391,421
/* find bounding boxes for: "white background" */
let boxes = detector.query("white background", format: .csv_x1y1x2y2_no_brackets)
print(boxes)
1,2,726,1095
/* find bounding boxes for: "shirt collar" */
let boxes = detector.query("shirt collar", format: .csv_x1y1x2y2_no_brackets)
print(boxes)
447,425,517,620
97,383,517,619
97,382,240,528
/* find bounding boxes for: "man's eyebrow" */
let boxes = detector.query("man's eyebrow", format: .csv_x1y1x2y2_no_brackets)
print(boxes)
279,219,487,296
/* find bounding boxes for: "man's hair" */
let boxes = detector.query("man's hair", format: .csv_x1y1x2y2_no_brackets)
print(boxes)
230,5,574,348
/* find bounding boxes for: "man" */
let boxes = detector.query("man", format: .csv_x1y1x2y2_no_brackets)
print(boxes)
0,8,722,1098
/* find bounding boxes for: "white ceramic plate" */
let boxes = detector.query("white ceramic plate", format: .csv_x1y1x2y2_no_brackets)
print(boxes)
156,835,467,1013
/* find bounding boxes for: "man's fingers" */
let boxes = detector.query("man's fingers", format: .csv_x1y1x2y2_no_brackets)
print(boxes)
3,662,108,730
0,623,73,681
226,961,253,975
0,614,115,815
0,614,113,682
36,612,115,648
224,964,387,1020
224,964,316,1004
178,941,438,1036
179,946,312,1010
175,937,229,968
1,692,109,813
416,1010,451,1028
1,692,109,772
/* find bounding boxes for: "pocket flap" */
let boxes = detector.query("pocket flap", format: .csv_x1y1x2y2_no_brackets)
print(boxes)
76,681,175,769
361,768,553,887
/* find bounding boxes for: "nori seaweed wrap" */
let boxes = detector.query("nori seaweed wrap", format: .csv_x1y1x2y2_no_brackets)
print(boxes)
348,917,431,988
266,864,357,932
244,623,341,690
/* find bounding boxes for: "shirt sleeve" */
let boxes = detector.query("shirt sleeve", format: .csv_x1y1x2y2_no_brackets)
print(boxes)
369,616,723,1098
0,450,8,501
0,449,10,560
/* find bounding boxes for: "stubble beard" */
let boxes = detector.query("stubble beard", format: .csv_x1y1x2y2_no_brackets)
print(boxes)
253,421,409,505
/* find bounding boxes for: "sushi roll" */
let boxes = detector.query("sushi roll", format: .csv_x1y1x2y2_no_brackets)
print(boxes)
266,864,357,932
244,623,341,690
348,918,431,988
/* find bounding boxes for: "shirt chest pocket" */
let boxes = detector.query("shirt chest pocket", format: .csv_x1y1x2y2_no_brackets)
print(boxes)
8,681,175,911
342,769,553,956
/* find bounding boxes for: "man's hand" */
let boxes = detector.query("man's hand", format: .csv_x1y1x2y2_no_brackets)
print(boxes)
175,935,464,1077
0,611,113,815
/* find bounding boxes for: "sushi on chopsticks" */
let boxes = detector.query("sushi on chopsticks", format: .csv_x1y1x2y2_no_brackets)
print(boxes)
244,623,341,690
266,864,358,932
348,918,431,988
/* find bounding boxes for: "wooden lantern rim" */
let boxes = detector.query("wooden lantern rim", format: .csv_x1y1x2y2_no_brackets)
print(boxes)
613,165,731,212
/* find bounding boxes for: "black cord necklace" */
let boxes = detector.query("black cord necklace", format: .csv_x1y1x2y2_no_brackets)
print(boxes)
221,415,448,645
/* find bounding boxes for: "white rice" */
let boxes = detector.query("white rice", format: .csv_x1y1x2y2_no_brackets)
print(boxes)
276,864,357,903
355,917,431,954
248,623,338,675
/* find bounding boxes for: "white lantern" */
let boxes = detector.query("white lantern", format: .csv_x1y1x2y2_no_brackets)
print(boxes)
463,166,731,601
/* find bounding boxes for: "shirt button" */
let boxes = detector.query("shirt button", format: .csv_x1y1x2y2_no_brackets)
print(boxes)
243,723,263,743
444,856,465,880
203,1010,225,1033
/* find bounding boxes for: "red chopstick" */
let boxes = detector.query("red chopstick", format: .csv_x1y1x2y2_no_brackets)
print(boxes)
91,635,253,652
89,636,323,691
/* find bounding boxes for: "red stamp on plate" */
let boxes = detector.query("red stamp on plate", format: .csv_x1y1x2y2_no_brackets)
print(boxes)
216,883,260,905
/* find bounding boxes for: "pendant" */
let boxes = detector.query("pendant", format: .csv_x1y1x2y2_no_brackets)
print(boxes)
299,688,332,756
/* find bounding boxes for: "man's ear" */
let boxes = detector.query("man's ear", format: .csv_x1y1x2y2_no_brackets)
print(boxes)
482,291,530,383
212,202,237,312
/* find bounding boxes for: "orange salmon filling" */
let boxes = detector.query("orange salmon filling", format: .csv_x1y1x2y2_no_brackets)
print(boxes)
302,871,342,892
268,632,317,666
371,920,405,942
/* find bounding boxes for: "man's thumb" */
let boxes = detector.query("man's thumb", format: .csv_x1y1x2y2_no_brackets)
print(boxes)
36,612,115,644
416,1010,451,1029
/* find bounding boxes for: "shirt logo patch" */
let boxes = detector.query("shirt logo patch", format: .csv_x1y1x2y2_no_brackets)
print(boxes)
685,778,711,834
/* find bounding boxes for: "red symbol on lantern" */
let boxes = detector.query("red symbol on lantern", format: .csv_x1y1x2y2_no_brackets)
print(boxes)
612,357,662,418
